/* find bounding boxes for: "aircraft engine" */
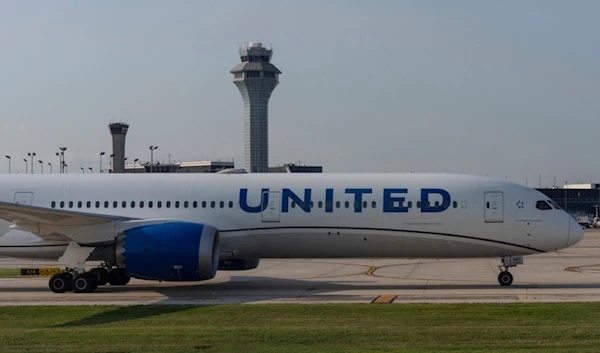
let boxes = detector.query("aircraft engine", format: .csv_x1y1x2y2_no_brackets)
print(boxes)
116,222,219,281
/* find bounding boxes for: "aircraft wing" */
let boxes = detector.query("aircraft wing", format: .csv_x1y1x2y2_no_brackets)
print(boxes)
0,201,135,227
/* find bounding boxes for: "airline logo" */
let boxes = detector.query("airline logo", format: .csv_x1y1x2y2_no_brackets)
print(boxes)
239,188,451,213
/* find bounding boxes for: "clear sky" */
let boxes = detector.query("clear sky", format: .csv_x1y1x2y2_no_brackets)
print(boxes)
0,0,598,186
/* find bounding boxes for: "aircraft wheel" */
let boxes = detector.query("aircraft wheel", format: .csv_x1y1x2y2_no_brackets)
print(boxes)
108,268,130,286
49,273,72,293
498,271,513,286
89,268,109,285
73,273,98,293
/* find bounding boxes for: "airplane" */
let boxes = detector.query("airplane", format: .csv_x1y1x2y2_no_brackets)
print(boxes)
0,173,583,294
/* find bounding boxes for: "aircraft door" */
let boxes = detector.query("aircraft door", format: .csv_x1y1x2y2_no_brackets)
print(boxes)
261,191,281,223
14,192,33,205
484,192,503,223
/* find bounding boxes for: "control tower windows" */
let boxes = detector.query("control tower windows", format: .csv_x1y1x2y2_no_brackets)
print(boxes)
264,71,275,78
246,71,260,78
234,72,243,78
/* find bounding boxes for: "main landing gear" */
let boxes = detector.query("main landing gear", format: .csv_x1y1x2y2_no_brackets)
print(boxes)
497,255,523,286
48,266,130,294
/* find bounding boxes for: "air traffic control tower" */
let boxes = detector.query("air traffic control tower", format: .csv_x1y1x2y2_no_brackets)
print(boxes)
109,122,129,173
231,42,281,173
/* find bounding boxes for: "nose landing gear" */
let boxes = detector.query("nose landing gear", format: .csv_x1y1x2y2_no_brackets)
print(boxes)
498,255,523,286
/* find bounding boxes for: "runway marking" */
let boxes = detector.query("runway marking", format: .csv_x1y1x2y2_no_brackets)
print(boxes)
365,267,377,276
371,294,397,304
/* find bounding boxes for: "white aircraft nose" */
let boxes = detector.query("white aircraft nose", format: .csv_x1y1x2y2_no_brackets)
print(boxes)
567,216,584,247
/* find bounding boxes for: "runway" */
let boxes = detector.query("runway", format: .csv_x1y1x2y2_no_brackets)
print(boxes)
0,230,599,305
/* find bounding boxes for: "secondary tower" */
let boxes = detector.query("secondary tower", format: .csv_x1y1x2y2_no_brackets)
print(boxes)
231,42,281,173
109,122,129,173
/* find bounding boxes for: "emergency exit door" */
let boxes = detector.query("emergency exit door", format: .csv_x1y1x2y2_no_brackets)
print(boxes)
261,191,281,223
484,192,503,223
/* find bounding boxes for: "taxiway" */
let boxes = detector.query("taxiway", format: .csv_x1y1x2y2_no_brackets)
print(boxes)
0,230,598,305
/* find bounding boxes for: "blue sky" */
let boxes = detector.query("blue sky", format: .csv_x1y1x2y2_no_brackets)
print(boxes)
0,0,598,186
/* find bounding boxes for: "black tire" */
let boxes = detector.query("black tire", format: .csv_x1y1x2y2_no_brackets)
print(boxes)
108,268,130,286
89,268,109,285
73,273,98,293
498,271,513,286
49,274,69,293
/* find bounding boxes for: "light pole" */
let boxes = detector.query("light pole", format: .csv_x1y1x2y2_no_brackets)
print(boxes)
55,153,61,174
149,146,158,173
23,159,28,174
134,158,139,171
63,163,68,174
48,162,52,174
59,147,67,173
565,181,568,212
38,160,43,174
99,152,105,173
88,167,93,173
27,153,36,174
5,155,10,174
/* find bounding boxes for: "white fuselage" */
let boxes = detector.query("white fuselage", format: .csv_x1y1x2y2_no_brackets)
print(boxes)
0,173,583,261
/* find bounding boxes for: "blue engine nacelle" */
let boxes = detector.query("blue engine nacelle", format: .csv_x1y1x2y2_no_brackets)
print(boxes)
117,222,220,281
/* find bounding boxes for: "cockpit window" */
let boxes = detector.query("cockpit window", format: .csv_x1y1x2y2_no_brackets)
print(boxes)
547,200,561,209
536,200,552,210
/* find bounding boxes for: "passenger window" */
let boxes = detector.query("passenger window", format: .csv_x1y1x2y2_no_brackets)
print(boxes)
536,200,552,210
51,201,56,208
310,201,314,208
77,201,82,208
166,201,171,208
372,201,376,209
345,201,350,209
122,201,127,208
184,201,189,208
416,201,421,208
211,201,215,208
291,202,296,208
140,201,144,208
69,201,73,208
104,201,109,208
95,201,100,208
220,201,224,208
149,201,153,208
408,201,412,208
363,201,367,209
86,201,91,208
193,201,197,208
113,201,118,208
157,201,162,208
318,201,323,208
228,201,233,208
435,201,440,207
327,201,332,209
131,201,135,208
175,201,180,208
202,201,207,208
336,201,340,208
453,201,458,208
60,201,65,208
